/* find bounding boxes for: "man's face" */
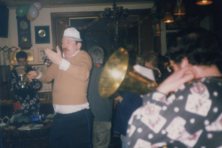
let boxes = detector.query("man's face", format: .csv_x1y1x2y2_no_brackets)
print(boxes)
62,37,81,57
17,58,27,66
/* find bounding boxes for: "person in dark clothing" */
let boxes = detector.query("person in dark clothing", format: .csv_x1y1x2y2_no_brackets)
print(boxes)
9,51,42,123
127,28,222,148
113,91,142,135
88,46,113,148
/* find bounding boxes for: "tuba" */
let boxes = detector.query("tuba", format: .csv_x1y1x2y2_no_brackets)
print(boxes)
98,47,157,98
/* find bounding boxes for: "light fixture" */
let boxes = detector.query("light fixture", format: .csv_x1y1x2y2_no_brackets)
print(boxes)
196,0,213,6
174,0,186,16
103,0,128,47
103,0,128,20
163,12,174,24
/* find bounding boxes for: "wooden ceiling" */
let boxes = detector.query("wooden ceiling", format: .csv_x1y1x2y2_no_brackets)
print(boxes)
1,0,220,30
0,0,152,7
0,0,218,19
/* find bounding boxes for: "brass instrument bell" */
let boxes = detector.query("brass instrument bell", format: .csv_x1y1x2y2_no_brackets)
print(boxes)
99,47,157,98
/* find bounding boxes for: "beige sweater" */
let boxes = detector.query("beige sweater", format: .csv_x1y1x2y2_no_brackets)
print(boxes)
42,50,92,105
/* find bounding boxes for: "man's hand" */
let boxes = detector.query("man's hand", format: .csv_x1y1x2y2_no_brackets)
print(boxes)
44,46,62,65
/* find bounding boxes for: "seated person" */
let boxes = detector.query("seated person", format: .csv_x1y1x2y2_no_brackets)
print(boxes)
9,51,42,123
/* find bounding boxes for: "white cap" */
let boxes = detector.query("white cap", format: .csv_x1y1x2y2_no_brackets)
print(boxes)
63,27,82,41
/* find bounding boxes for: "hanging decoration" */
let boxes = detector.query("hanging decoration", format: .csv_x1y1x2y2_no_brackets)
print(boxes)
33,1,42,10
16,5,29,17
102,0,129,47
15,1,42,21
174,0,186,16
103,0,128,20
162,12,174,24
27,4,39,21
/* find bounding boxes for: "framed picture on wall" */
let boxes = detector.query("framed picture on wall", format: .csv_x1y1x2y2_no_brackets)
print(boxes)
17,16,32,49
35,26,50,44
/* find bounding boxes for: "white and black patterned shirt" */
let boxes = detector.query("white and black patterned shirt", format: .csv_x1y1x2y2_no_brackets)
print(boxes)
9,65,42,115
127,76,222,148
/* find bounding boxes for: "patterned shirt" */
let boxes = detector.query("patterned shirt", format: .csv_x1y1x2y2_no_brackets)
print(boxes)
127,76,222,148
9,65,42,115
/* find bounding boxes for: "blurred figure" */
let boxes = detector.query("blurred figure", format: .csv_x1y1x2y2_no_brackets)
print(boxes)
143,52,172,84
88,46,113,148
9,50,42,122
113,91,142,148
127,28,222,148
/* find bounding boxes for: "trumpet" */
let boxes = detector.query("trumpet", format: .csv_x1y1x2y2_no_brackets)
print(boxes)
41,52,52,66
15,66,29,88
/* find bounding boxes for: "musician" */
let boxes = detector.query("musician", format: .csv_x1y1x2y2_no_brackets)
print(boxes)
33,27,93,148
9,51,42,122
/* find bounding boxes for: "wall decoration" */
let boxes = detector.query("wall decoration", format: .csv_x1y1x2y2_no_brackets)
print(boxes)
35,26,50,44
17,16,32,49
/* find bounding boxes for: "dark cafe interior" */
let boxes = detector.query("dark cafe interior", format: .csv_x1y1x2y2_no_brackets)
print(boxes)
0,0,221,147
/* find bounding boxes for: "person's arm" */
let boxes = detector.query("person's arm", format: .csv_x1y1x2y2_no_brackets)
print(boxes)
27,79,42,91
9,70,21,91
41,64,58,82
156,67,194,96
44,47,91,81
27,64,58,83
141,67,194,104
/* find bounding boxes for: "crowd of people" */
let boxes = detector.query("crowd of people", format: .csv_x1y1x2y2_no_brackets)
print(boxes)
7,26,222,148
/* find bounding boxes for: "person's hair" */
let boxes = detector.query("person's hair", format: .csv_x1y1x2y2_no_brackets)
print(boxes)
16,51,28,60
167,28,222,68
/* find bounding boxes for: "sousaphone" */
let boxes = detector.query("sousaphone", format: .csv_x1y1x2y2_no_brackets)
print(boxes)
99,47,157,98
